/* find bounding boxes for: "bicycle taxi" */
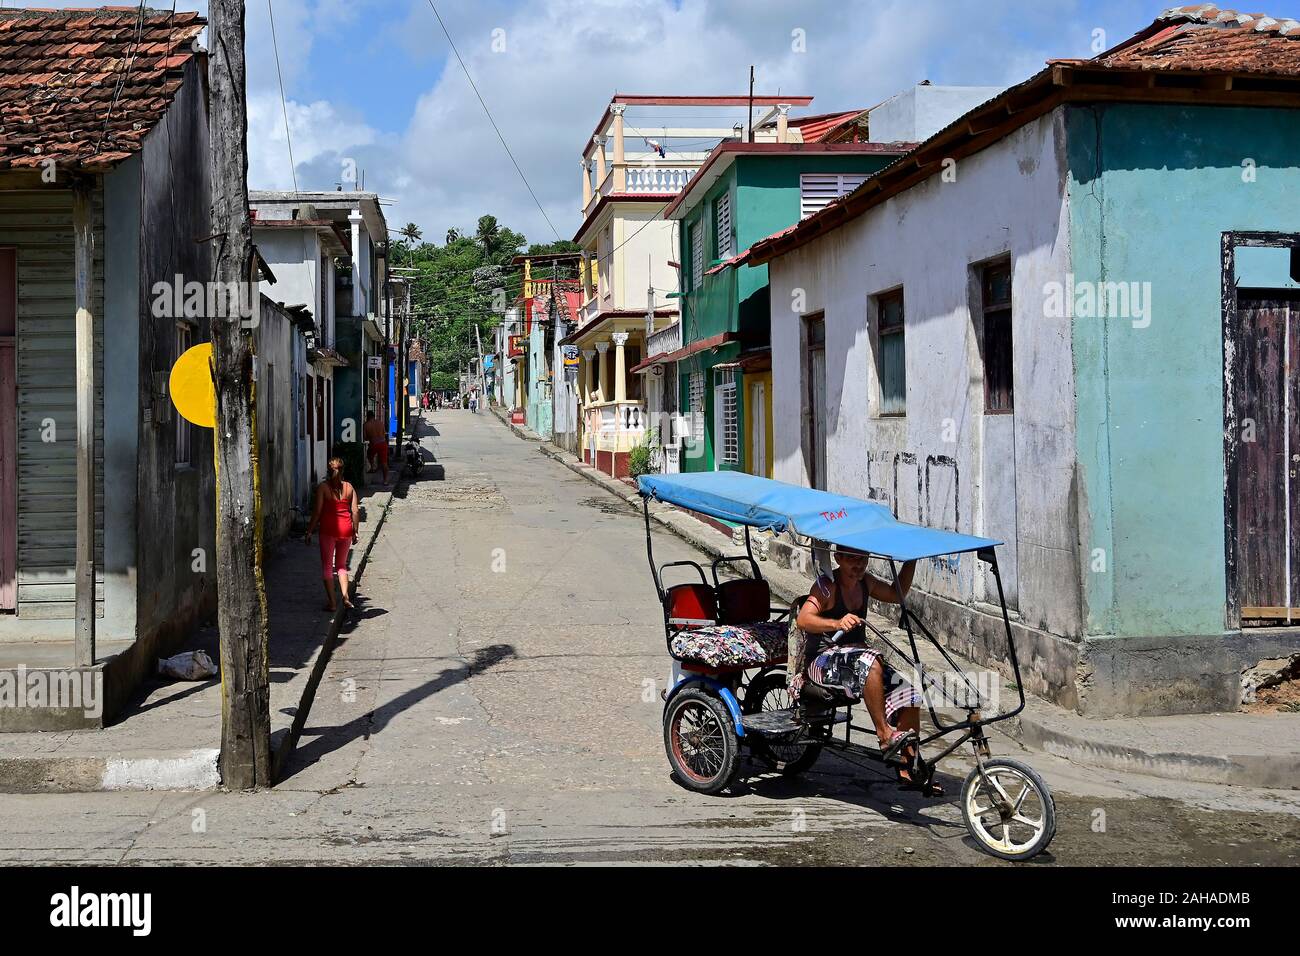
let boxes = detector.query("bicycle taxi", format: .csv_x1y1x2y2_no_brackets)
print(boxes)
637,471,1056,861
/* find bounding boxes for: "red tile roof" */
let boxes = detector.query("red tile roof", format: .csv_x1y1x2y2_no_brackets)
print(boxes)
0,7,206,171
790,110,867,143
748,7,1300,266
1073,5,1300,75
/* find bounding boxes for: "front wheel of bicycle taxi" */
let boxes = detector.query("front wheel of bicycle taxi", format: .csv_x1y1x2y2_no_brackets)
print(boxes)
961,757,1057,861
664,687,740,795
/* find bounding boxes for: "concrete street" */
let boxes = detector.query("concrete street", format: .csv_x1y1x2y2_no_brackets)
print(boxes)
1,409,1297,865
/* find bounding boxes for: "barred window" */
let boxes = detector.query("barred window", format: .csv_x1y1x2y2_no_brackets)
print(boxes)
689,370,705,443
714,367,738,466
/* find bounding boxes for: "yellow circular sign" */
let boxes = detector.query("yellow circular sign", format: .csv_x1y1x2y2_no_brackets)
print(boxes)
170,342,216,429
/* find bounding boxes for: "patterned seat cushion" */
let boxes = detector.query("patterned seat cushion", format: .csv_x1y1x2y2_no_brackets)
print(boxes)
670,620,789,668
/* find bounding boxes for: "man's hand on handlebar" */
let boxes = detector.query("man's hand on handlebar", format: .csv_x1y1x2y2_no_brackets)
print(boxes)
836,613,863,633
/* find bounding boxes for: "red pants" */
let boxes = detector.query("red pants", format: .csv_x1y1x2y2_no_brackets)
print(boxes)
368,440,389,470
319,535,351,580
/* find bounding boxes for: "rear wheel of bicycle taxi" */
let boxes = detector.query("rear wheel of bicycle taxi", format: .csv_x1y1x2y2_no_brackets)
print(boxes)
664,687,740,795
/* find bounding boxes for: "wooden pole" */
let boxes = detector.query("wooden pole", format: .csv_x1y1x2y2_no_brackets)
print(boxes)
72,179,96,668
209,0,271,789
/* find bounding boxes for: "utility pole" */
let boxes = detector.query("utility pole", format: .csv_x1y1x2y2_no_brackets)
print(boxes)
474,320,486,401
208,0,271,789
747,66,755,143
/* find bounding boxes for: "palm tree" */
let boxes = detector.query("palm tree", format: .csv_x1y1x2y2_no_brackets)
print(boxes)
475,215,500,258
399,222,423,244
446,226,461,244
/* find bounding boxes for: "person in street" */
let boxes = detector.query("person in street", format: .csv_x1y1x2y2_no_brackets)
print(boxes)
363,411,389,484
470,393,478,414
304,457,359,614
794,546,932,790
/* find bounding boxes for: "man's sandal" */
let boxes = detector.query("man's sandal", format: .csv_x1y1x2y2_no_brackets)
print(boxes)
880,729,918,766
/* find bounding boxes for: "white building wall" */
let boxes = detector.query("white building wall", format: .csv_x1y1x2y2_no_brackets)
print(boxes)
614,206,679,312
768,108,1081,637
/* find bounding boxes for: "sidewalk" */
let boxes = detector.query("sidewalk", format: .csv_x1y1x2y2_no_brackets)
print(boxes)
0,478,398,794
491,407,1300,790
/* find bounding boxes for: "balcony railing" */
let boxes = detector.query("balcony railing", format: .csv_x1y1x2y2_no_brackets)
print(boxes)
625,165,694,194
647,320,682,357
597,401,646,435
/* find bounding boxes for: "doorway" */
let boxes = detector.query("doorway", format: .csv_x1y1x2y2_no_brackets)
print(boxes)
1224,232,1300,626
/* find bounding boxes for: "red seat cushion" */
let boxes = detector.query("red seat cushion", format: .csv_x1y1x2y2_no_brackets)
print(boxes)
717,578,771,625
666,583,717,623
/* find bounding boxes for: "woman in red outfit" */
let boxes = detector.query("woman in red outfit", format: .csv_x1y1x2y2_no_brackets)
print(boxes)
304,457,359,612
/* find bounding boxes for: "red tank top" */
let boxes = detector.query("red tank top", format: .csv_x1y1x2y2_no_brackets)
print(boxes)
320,483,354,538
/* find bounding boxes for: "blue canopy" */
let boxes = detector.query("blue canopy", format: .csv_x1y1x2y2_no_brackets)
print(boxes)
637,472,999,562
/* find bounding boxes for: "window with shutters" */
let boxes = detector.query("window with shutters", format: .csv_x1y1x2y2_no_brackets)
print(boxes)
800,172,869,219
874,289,906,417
714,367,738,466
690,219,705,289
980,260,1014,413
688,370,705,444
175,324,193,466
714,193,733,259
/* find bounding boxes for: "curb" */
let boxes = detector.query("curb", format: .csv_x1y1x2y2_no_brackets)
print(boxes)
0,749,220,795
499,414,1300,791
1001,713,1300,790
270,484,398,782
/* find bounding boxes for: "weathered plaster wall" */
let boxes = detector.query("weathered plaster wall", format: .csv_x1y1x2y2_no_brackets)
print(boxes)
134,56,215,653
767,110,1082,699
1066,103,1300,642
103,157,141,641
255,297,296,546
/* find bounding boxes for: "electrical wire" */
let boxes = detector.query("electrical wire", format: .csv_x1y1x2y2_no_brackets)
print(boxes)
266,0,299,193
94,1,149,156
424,0,561,241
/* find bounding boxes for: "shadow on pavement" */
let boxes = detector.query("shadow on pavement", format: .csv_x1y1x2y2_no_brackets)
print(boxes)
279,643,518,782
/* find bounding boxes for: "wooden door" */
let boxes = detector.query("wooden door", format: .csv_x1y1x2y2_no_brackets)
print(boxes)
1233,293,1298,622
0,249,14,611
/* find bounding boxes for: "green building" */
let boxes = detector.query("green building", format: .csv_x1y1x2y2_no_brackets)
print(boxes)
665,141,908,475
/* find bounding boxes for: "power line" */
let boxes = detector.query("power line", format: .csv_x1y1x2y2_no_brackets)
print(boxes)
94,2,149,156
424,0,560,241
266,0,298,193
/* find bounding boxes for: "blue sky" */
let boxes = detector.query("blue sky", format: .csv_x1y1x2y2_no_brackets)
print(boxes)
31,1,1171,241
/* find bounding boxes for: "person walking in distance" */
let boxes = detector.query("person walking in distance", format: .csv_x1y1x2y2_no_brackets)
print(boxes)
304,457,359,614
363,410,389,485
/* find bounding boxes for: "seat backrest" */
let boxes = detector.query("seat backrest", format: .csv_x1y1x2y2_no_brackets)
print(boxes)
717,578,771,625
665,583,717,623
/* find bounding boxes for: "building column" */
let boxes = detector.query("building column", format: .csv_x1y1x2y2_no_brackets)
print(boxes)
349,209,364,318
611,104,627,191
581,349,596,404
595,341,610,403
776,103,791,143
593,135,607,188
612,332,628,404
581,157,592,211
